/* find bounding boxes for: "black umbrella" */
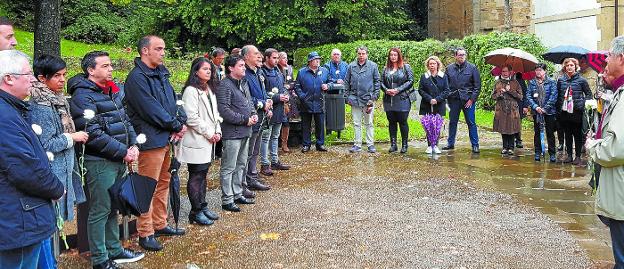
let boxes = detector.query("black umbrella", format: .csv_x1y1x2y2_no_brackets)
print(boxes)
169,152,182,230
109,167,157,217
542,45,589,64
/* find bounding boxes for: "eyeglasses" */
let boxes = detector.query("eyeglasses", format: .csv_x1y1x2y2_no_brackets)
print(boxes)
7,72,34,77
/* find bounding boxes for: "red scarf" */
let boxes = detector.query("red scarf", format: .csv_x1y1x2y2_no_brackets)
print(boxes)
99,81,120,95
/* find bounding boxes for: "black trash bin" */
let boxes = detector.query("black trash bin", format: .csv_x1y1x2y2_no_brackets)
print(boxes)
324,83,346,138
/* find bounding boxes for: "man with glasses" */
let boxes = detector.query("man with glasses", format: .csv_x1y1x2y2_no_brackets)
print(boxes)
587,35,624,268
0,50,65,269
443,48,482,153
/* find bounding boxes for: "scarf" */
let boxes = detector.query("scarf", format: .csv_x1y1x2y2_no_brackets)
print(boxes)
29,81,76,133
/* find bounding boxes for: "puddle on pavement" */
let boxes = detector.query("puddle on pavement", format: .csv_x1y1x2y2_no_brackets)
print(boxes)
406,146,613,264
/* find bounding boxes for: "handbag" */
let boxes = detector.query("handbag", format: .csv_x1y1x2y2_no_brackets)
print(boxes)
408,89,419,103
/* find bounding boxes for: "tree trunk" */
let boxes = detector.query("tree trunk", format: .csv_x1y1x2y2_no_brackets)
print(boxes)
34,0,61,59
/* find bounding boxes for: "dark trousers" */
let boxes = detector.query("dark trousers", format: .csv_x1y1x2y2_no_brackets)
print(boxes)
561,119,583,158
599,216,624,269
301,112,325,146
386,111,409,143
533,114,556,156
556,116,565,148
187,163,211,212
447,98,479,147
502,134,515,150
0,242,42,269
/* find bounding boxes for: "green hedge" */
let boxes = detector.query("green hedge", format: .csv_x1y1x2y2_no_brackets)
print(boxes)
294,32,549,110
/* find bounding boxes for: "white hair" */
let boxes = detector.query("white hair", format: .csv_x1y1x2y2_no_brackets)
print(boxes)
612,36,624,56
331,48,341,55
0,50,30,82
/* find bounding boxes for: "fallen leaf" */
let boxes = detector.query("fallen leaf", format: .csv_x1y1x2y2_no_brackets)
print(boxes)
260,232,281,240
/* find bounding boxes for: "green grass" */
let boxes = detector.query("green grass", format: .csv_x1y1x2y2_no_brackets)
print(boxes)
15,29,190,90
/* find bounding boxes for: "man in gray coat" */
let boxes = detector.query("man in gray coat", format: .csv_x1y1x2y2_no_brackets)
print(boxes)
216,55,258,212
345,46,381,153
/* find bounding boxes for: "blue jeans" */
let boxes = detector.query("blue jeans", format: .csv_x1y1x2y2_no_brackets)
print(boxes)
447,98,479,147
0,242,42,269
261,122,282,165
37,238,55,269
599,216,624,268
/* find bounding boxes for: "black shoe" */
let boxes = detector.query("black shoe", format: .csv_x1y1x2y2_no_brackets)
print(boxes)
154,226,186,237
93,259,120,269
222,203,241,212
110,248,144,264
563,156,573,163
201,207,219,220
248,180,271,191
388,138,398,153
189,211,214,226
271,162,291,170
472,145,480,153
242,188,256,199
549,154,556,163
400,141,408,154
557,144,564,152
234,197,255,204
516,141,524,148
316,145,328,152
301,145,310,153
534,153,541,161
138,235,162,251
442,145,454,150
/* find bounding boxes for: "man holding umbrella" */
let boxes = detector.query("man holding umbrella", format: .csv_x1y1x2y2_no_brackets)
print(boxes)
443,48,481,153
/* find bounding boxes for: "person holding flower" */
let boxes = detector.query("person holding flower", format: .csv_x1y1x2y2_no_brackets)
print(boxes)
492,65,523,156
176,57,222,226
556,58,592,164
69,51,144,268
323,48,348,84
381,47,414,154
418,55,449,154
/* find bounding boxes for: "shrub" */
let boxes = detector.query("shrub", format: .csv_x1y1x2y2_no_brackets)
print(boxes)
294,32,548,110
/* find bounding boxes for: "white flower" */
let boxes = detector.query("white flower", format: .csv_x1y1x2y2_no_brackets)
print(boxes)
176,100,185,106
31,124,42,135
136,133,147,144
317,71,323,76
46,152,54,161
585,99,598,110
286,76,291,81
533,93,538,98
335,70,340,75
220,71,225,77
83,109,95,120
256,101,264,109
271,87,279,94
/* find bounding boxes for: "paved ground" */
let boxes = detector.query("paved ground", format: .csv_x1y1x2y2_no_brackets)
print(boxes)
59,122,606,269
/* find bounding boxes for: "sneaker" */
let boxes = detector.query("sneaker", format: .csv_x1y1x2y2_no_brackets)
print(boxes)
110,248,145,264
501,149,508,155
367,145,377,153
349,145,362,153
425,146,433,154
433,146,442,154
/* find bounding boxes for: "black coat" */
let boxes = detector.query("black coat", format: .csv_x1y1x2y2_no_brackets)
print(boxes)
557,72,592,114
381,64,414,112
217,76,256,140
418,72,449,116
261,65,287,124
0,90,64,251
445,61,481,102
124,58,187,150
69,75,137,161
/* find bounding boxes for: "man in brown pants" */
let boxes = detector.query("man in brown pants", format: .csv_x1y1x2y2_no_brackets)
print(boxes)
124,35,187,252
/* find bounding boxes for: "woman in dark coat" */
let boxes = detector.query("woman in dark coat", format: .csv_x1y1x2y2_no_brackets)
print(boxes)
557,57,591,165
381,47,414,153
418,55,448,154
492,65,523,155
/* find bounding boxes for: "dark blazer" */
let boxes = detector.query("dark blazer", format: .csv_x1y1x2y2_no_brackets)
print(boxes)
381,64,414,112
0,90,64,251
446,61,481,103
68,75,137,161
217,76,256,140
124,58,187,150
418,71,449,116
262,65,287,124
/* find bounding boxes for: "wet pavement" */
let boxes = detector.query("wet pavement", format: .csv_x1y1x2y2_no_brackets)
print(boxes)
59,123,613,268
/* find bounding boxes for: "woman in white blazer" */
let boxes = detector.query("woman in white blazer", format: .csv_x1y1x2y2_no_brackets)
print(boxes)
176,57,222,226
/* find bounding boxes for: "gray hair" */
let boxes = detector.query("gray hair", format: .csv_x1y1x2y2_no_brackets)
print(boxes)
331,48,342,55
611,36,624,56
241,45,257,58
356,46,368,54
0,50,30,81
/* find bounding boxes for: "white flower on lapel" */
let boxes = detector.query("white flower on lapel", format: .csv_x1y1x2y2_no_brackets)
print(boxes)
46,152,54,161
317,71,323,76
136,133,147,144
533,93,538,98
176,100,185,106
83,109,95,120
335,70,340,75
31,124,42,135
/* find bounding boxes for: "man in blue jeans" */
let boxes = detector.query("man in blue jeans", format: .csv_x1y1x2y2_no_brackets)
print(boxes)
444,48,481,153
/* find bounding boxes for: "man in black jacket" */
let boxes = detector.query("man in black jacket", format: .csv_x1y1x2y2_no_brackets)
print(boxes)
217,55,258,212
69,51,144,269
124,36,187,252
444,48,482,153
